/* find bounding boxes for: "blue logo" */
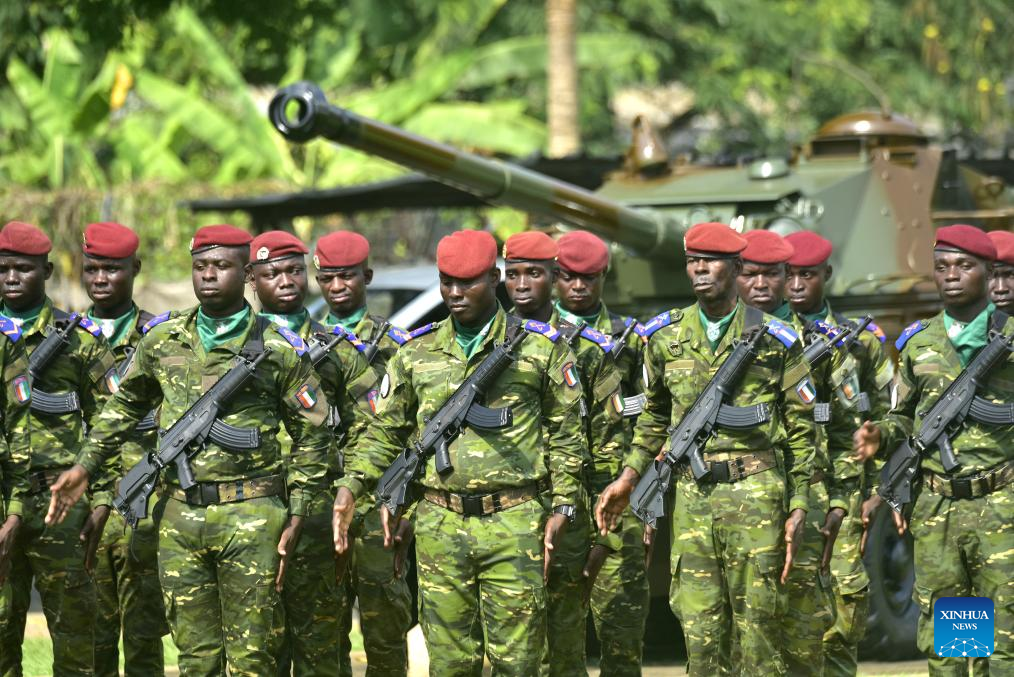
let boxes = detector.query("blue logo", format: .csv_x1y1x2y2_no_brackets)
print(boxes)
933,597,994,658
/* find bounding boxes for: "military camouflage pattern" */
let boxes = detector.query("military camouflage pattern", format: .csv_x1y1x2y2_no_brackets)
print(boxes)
877,311,1013,674
0,316,32,519
627,301,817,675
91,305,169,677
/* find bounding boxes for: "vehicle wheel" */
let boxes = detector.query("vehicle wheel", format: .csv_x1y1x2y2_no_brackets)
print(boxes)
860,506,920,659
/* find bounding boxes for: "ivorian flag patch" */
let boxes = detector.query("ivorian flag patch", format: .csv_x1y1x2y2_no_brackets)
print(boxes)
562,361,578,387
366,389,379,414
105,367,121,394
611,392,624,414
12,375,30,403
294,384,318,409
795,377,817,404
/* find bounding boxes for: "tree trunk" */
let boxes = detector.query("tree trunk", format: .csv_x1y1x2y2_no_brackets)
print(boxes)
546,0,579,157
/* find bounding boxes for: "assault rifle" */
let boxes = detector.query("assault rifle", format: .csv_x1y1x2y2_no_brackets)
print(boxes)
28,314,82,415
362,320,391,365
878,328,1013,512
376,326,528,515
114,349,271,527
630,324,771,528
803,315,873,369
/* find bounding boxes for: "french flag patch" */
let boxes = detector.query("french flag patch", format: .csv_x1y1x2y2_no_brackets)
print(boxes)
795,377,817,404
294,384,318,409
12,375,30,403
562,361,578,387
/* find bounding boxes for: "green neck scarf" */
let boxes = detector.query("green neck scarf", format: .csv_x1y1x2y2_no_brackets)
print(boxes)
453,313,497,359
328,305,367,333
800,301,830,326
943,303,994,367
87,305,136,347
2,301,45,330
554,300,601,328
259,308,308,333
698,305,738,352
769,301,794,322
197,305,250,352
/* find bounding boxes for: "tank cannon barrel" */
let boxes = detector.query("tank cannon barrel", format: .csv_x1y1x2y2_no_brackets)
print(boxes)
269,81,677,258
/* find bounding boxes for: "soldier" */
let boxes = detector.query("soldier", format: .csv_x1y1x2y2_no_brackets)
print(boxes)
81,221,170,676
46,224,333,675
332,229,586,675
0,221,117,675
314,230,413,676
596,222,817,676
554,230,647,676
988,230,1014,314
737,229,836,675
784,230,893,677
854,225,1013,676
248,230,365,677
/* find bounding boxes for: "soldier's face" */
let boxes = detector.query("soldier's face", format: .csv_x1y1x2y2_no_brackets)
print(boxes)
316,264,372,316
440,268,500,326
250,256,307,315
191,247,248,314
555,268,603,315
0,254,52,311
990,262,1014,313
737,261,786,312
82,255,139,312
505,260,555,316
786,264,831,314
932,250,988,310
686,255,739,304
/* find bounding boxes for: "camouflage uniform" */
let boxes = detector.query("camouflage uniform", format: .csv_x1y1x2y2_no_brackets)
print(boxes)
338,308,586,676
627,301,816,676
877,311,1013,676
75,306,332,676
278,314,365,677
0,299,117,677
91,305,170,677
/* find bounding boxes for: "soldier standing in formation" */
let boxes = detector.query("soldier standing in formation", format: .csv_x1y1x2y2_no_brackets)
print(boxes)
854,225,1013,676
0,221,118,676
989,230,1014,314
81,221,171,676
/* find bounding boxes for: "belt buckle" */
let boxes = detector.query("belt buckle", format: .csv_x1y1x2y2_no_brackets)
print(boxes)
187,483,219,506
460,494,484,517
950,478,972,500
709,461,731,483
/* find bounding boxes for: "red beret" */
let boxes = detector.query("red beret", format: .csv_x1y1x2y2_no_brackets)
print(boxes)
741,230,794,264
314,231,370,269
987,230,1014,266
683,222,746,257
83,222,139,259
250,230,308,264
190,224,252,254
0,221,52,256
785,231,833,267
935,224,996,261
436,230,497,278
503,231,558,261
557,231,609,274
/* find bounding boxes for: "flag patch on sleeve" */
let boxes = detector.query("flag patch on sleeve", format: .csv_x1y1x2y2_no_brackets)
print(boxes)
795,377,817,404
562,361,578,387
366,389,379,414
294,384,318,409
12,375,30,403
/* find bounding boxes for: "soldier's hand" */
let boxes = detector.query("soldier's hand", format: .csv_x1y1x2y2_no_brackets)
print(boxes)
643,524,656,569
46,464,90,526
595,467,639,535
80,505,110,574
818,507,846,572
393,518,414,578
543,513,569,584
380,504,404,550
0,514,21,585
332,487,356,555
275,515,304,593
581,544,610,602
334,531,355,584
859,494,883,556
852,421,881,461
781,508,806,584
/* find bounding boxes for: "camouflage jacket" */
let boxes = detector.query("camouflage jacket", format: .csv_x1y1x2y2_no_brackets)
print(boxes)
0,316,33,518
627,301,817,513
342,311,411,417
76,305,332,517
586,303,644,405
877,311,1013,475
338,307,586,508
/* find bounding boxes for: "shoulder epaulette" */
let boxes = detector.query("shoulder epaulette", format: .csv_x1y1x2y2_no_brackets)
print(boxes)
522,319,560,342
766,319,798,348
579,326,614,352
275,326,309,356
338,328,368,353
76,315,102,337
387,326,412,345
895,321,926,351
0,314,22,343
864,321,887,343
408,323,437,340
810,319,836,337
140,311,171,335
636,310,679,339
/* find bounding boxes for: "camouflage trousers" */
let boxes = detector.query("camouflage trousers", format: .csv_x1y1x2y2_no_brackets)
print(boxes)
0,492,96,677
781,480,836,675
415,496,547,676
337,505,412,677
823,491,870,677
909,481,1013,677
590,513,649,677
93,511,169,677
156,493,288,676
278,507,350,677
669,466,789,677
543,500,591,676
